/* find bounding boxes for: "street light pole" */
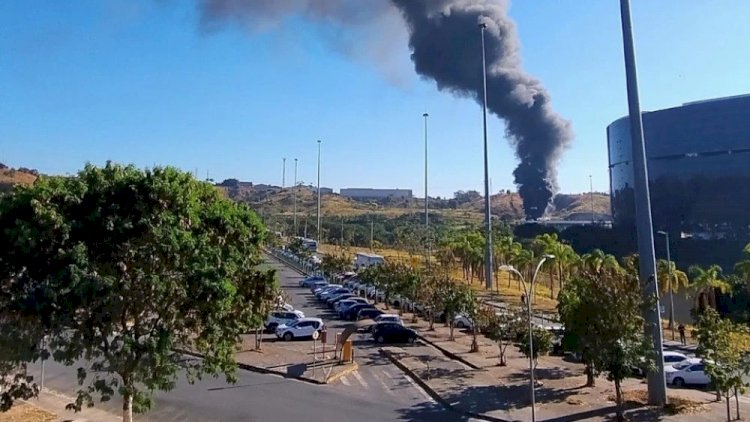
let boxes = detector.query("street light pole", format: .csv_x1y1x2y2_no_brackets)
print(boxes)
293,158,298,236
423,112,430,266
619,0,667,405
658,230,675,340
479,22,494,291
499,255,554,422
316,140,322,246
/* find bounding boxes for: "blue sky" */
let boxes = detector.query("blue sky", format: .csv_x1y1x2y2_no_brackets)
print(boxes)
2,1,749,197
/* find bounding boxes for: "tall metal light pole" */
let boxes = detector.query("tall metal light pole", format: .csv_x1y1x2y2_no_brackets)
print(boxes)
589,175,595,223
282,158,286,189
619,0,667,405
316,140,322,246
293,158,298,236
499,255,554,422
658,230,675,340
479,22,494,290
423,112,430,266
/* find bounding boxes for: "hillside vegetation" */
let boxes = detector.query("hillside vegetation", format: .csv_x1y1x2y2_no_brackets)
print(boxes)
0,165,38,193
227,184,611,222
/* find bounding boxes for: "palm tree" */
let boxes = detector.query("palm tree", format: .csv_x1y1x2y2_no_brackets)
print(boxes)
532,233,561,298
510,247,535,298
577,249,620,275
734,243,750,286
689,265,731,313
656,259,689,330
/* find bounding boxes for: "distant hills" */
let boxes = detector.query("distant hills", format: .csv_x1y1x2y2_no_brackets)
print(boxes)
217,180,612,222
0,167,612,221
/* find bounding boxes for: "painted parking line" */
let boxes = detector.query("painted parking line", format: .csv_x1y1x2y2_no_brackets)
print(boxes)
352,370,370,388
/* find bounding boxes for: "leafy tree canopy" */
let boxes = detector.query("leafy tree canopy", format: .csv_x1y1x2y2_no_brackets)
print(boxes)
0,163,277,420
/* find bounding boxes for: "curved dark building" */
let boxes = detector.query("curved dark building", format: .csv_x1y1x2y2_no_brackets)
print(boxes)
607,94,750,240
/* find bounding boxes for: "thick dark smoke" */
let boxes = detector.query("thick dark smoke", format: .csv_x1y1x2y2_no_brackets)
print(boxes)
198,0,572,219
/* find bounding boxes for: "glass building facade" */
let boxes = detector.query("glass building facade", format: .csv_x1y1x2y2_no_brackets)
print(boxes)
607,94,750,240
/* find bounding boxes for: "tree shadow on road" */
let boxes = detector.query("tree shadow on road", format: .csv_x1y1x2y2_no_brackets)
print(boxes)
395,400,477,422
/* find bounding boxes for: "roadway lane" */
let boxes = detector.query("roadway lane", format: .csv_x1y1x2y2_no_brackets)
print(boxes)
36,358,461,422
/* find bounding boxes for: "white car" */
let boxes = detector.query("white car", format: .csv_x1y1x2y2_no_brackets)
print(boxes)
336,298,368,313
275,317,325,341
454,314,473,329
633,351,689,376
374,314,403,325
665,358,710,387
265,310,304,331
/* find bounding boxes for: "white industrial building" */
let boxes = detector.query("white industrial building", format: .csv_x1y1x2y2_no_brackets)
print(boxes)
340,188,412,200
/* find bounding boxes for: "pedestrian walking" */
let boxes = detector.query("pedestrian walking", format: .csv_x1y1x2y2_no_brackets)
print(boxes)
678,323,686,345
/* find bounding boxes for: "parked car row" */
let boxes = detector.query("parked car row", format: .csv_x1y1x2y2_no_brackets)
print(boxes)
309,282,417,344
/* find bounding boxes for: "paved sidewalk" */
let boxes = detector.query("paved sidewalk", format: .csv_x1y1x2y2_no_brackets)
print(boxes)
373,307,731,421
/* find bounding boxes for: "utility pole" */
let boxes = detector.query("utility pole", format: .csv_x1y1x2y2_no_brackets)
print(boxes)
619,0,667,406
479,22,494,290
293,158,298,236
590,175,595,223
316,140,322,246
282,158,286,189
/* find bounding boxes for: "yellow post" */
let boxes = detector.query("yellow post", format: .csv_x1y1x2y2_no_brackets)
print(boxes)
342,340,354,363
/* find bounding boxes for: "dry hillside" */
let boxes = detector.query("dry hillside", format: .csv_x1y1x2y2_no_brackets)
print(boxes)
0,165,38,193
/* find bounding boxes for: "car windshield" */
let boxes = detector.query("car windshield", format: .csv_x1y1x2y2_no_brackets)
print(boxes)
672,360,694,370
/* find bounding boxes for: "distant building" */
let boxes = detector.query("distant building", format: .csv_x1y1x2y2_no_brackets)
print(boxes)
340,188,413,200
320,187,334,195
607,94,750,240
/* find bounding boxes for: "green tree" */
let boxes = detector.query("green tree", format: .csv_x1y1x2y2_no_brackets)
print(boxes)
441,282,473,341
516,326,554,372
689,265,732,313
0,163,276,422
558,263,654,419
656,259,689,330
484,307,523,366
320,251,352,277
696,308,750,421
734,243,750,286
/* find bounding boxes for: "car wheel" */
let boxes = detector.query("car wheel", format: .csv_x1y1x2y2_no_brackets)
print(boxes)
283,332,293,341
377,336,385,344
456,321,466,329
672,377,685,387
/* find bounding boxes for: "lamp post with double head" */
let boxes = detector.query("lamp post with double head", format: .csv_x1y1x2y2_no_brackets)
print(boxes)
499,254,554,422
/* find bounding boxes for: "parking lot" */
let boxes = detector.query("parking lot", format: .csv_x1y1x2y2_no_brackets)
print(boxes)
262,257,440,407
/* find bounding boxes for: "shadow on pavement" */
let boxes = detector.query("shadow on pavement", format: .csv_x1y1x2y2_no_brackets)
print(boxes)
396,400,476,422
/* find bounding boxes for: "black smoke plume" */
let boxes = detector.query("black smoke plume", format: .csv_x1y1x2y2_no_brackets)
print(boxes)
198,0,572,219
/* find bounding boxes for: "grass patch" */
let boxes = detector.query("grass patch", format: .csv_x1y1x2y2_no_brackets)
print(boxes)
0,403,56,422
607,390,708,415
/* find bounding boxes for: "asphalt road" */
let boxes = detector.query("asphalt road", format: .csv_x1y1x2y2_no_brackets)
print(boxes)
32,257,474,422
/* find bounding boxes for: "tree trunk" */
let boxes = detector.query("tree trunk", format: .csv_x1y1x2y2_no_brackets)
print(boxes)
549,267,555,299
449,321,455,341
735,387,740,421
428,312,435,330
726,394,730,422
122,392,133,422
614,378,624,422
584,361,596,387
497,342,507,366
470,329,479,353
508,271,512,288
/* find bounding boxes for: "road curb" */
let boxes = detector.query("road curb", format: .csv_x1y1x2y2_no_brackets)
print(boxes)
379,349,511,422
416,335,482,370
324,361,359,384
175,348,336,385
